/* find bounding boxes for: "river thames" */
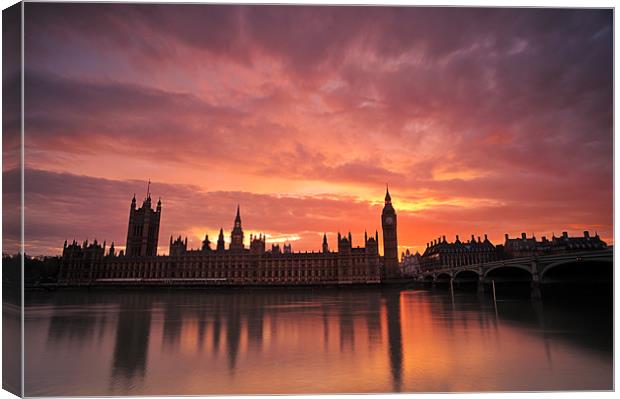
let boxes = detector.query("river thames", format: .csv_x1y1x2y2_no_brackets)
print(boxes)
23,287,612,395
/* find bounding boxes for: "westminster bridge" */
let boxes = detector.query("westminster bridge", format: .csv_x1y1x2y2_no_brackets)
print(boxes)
412,249,613,299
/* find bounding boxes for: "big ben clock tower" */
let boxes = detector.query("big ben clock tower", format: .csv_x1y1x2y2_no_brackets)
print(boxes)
381,186,399,279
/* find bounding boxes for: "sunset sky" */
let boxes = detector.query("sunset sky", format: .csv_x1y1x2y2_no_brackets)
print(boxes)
6,4,613,256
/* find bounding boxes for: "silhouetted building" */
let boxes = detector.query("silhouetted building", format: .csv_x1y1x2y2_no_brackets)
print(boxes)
504,231,607,258
169,236,187,257
503,232,542,258
420,234,497,271
382,186,399,279
283,243,292,254
420,231,608,271
201,234,211,251
216,228,225,252
125,184,161,257
249,234,266,255
400,249,421,276
60,239,106,281
58,188,394,285
229,205,244,252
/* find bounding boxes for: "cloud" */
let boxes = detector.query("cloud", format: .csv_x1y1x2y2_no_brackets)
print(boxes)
6,168,613,257
14,168,387,255
12,5,612,255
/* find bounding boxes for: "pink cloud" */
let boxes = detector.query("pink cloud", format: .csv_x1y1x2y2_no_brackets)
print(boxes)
9,168,612,257
8,5,611,256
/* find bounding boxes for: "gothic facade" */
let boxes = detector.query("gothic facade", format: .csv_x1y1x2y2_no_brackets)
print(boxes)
125,190,161,257
381,187,399,279
58,188,399,286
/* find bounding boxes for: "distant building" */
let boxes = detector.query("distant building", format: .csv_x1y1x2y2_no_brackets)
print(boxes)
420,234,497,271
504,231,607,258
401,249,421,276
420,231,608,271
58,187,399,285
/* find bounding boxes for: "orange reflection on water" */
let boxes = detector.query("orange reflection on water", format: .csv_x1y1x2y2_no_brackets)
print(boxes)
24,288,612,396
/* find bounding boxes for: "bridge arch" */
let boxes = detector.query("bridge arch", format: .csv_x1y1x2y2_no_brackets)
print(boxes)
484,264,533,282
453,269,480,281
541,258,613,283
435,272,452,282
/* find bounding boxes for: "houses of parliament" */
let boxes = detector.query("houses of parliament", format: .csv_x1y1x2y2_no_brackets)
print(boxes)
58,188,401,286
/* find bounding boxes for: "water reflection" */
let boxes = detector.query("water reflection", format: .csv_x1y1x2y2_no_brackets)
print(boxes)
212,305,222,354
24,288,612,396
321,303,330,351
247,301,263,353
365,292,382,346
339,296,355,352
225,302,241,373
46,295,108,348
384,290,403,392
161,299,181,351
111,295,152,390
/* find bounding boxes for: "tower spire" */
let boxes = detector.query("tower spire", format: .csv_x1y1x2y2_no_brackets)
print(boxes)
216,228,225,251
230,205,244,251
127,180,160,257
234,204,242,229
381,185,398,279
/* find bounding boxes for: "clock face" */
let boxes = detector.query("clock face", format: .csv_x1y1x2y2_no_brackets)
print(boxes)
384,216,393,225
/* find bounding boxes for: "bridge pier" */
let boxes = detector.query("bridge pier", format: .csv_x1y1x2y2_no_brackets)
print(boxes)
477,278,485,296
531,261,542,300
530,280,542,300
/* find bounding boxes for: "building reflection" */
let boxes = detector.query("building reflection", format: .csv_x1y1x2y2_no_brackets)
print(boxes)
365,291,382,347
146,290,405,389
162,299,182,351
32,287,613,395
321,302,330,351
247,300,264,353
338,293,355,352
212,307,222,354
46,294,103,348
196,309,208,351
383,289,403,392
225,301,242,373
111,294,153,390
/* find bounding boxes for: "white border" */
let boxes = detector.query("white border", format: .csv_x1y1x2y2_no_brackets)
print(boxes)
0,1,616,399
